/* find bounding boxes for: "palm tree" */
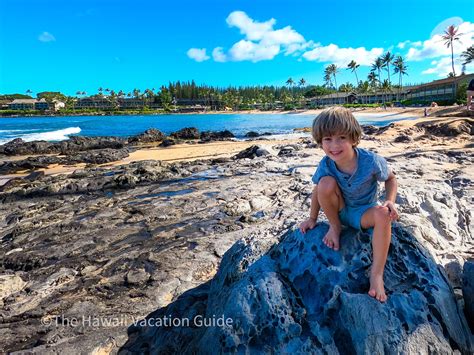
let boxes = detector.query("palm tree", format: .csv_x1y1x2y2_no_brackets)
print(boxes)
323,70,333,89
286,77,294,88
461,45,474,65
326,64,339,91
371,57,384,89
26,89,33,97
298,78,306,88
339,82,354,93
382,52,395,85
381,79,392,106
393,56,408,101
442,25,461,77
347,60,360,87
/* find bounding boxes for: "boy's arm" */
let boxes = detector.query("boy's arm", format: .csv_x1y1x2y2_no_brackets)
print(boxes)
383,171,398,220
309,185,321,220
384,171,397,202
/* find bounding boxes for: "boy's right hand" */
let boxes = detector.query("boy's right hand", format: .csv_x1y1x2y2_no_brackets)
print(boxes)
299,217,317,234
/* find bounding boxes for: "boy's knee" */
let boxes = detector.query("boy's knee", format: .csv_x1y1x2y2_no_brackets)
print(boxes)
318,176,337,195
374,207,391,225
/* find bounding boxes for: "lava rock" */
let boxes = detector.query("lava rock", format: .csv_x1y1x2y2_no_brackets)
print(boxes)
394,134,413,143
200,130,235,142
159,139,177,147
462,261,474,330
170,127,200,140
121,225,474,354
128,129,166,143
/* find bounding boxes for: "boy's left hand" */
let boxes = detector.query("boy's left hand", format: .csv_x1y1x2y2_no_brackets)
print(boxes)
382,201,399,221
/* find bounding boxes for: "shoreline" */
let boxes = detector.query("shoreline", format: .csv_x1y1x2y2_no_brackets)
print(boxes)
1,114,471,183
0,106,437,119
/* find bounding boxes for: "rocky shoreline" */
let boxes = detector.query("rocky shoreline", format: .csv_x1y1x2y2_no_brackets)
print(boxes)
0,117,473,353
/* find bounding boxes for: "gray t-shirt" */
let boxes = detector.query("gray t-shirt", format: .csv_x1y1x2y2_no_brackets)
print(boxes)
312,147,390,207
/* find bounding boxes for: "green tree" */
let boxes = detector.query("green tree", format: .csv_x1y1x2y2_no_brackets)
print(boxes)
347,60,360,87
442,25,461,77
382,51,395,85
158,86,172,111
393,56,408,101
326,64,339,90
461,45,474,65
371,57,384,88
381,79,392,105
298,78,306,88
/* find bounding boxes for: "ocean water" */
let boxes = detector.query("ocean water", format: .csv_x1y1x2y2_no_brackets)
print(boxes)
0,113,410,145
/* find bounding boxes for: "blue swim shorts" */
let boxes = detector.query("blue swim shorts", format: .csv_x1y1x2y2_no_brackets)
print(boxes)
338,203,377,230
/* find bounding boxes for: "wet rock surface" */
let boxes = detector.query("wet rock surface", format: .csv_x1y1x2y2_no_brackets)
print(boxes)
0,120,473,353
120,225,474,354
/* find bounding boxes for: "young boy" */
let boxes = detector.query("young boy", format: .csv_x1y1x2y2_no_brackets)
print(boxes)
299,107,398,302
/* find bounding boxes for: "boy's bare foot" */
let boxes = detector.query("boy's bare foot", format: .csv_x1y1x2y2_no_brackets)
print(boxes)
368,274,387,302
322,226,341,251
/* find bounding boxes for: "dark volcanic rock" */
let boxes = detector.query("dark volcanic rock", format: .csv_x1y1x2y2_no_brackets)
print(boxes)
200,130,235,142
0,156,62,174
420,118,474,137
59,136,126,153
0,139,57,156
244,131,260,138
394,134,413,143
463,261,474,330
170,127,200,140
232,145,270,160
159,139,176,147
128,129,166,143
361,125,380,135
121,225,474,354
0,149,130,174
69,148,130,164
0,136,126,156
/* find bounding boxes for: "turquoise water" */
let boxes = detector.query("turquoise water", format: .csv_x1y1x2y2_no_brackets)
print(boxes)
0,113,409,144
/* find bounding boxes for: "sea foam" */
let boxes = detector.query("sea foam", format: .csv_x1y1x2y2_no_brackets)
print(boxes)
0,127,81,145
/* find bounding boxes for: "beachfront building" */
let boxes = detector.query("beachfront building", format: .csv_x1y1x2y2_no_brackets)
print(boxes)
403,73,474,103
311,92,358,106
74,97,116,109
8,98,50,110
117,98,146,109
310,73,474,106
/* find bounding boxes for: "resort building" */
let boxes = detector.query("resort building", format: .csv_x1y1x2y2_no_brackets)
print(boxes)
8,99,50,110
403,73,474,103
74,97,116,109
117,98,146,109
311,92,358,106
311,73,474,106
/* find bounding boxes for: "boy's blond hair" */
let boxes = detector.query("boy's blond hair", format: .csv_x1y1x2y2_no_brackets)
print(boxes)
312,107,362,146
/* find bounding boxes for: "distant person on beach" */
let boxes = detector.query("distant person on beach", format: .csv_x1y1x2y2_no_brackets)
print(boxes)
299,107,398,302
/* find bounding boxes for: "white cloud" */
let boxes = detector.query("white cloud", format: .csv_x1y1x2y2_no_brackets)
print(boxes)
397,40,422,49
208,11,307,62
226,11,276,41
406,21,474,61
228,40,280,62
302,44,384,66
422,56,474,77
187,48,210,62
38,32,56,42
212,47,227,62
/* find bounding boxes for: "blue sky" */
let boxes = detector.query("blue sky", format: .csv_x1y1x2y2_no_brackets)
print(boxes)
0,0,473,96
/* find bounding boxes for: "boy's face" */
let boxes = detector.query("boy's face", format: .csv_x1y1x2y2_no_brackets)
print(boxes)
321,132,356,163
